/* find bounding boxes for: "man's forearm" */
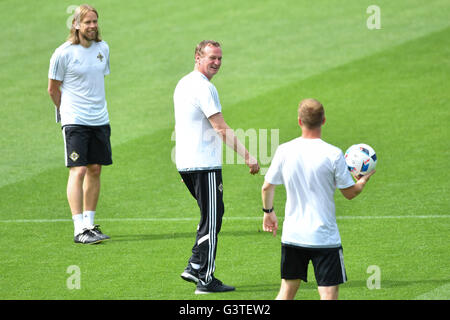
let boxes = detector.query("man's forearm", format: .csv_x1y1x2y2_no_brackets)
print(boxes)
340,171,375,200
208,112,259,174
48,79,62,108
222,128,253,164
262,181,275,210
49,89,61,108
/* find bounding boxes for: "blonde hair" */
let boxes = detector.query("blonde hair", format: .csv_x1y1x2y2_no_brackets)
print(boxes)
195,40,221,57
67,4,102,44
298,98,325,129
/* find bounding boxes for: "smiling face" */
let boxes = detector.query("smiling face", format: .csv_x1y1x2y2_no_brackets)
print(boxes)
67,5,101,45
195,44,222,80
78,10,99,43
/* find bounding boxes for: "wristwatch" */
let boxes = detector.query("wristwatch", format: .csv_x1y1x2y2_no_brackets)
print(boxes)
262,207,274,213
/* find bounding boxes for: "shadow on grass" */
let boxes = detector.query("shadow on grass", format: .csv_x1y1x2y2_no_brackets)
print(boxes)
235,283,280,293
110,229,268,242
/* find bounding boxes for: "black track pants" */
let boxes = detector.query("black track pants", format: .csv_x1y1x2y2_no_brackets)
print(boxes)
179,170,224,284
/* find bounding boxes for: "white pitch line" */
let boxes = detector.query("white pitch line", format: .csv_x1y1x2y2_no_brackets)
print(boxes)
337,215,450,220
0,215,449,223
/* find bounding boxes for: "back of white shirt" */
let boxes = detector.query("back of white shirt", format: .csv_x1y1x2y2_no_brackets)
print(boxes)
264,137,355,248
173,71,222,171
48,41,110,126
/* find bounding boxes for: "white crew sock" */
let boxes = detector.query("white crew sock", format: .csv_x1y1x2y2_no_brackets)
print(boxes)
72,213,84,236
83,211,95,229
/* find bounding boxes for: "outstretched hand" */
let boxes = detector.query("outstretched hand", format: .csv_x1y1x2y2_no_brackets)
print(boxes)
246,156,260,175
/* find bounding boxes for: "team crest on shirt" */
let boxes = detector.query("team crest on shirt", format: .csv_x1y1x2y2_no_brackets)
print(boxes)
218,183,223,193
97,52,104,62
70,151,79,162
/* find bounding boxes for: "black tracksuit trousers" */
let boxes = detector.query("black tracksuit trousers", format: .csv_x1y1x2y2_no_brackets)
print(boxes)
179,169,224,285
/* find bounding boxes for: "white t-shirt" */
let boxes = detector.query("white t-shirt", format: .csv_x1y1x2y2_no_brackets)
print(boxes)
48,41,110,126
265,137,355,248
173,71,222,171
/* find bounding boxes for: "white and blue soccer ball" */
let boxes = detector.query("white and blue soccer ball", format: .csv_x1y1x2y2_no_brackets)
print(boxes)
344,143,377,177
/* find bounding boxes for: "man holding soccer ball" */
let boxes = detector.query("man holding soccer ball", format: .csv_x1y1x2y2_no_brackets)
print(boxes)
261,98,375,300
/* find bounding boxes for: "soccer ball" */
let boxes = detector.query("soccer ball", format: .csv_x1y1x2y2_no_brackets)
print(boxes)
344,143,377,177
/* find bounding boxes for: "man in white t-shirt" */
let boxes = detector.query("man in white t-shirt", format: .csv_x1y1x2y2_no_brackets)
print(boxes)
261,98,375,300
174,40,260,294
48,4,111,244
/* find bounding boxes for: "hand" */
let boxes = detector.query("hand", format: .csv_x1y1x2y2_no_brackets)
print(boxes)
246,156,260,175
263,212,278,237
356,170,376,182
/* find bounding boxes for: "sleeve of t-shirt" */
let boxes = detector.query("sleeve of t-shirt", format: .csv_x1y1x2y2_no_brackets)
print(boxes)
264,146,284,185
48,49,66,81
198,83,222,118
335,151,355,189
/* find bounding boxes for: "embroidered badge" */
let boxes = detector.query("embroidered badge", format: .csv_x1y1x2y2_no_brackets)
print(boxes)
97,52,104,62
69,151,80,162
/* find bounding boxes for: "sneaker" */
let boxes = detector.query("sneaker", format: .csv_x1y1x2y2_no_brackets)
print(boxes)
74,228,103,244
195,277,235,294
89,225,110,241
181,265,199,284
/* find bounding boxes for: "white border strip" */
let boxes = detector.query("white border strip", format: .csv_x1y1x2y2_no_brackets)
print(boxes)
337,215,450,220
0,215,449,223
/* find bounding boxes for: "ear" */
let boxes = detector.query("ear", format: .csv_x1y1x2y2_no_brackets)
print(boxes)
322,117,326,125
195,54,201,64
298,117,302,127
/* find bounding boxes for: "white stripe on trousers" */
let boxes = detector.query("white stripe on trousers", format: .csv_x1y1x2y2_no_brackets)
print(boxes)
205,171,217,283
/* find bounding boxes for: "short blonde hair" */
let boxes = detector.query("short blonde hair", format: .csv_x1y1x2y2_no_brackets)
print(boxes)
195,40,221,58
67,4,102,44
298,98,325,129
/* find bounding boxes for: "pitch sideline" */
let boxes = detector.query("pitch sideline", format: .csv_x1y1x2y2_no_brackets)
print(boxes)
0,215,449,223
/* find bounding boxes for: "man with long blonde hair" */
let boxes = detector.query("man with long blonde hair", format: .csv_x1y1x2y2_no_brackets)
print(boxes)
48,4,111,244
67,5,102,44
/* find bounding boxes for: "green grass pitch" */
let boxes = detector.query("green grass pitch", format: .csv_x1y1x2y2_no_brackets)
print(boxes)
0,0,449,300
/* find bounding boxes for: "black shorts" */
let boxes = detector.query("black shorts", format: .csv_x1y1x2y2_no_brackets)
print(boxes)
62,124,112,167
280,244,347,286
